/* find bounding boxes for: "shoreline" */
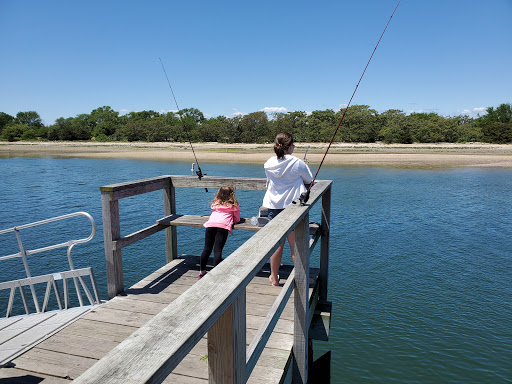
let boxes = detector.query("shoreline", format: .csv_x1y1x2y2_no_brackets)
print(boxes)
1,141,512,168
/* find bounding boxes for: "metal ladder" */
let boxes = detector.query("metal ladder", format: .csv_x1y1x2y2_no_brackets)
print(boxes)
0,212,100,318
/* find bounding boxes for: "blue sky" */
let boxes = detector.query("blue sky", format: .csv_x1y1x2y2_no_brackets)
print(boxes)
1,0,511,125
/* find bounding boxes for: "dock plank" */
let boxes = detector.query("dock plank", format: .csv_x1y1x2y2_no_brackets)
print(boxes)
2,256,318,383
0,367,71,383
0,306,99,367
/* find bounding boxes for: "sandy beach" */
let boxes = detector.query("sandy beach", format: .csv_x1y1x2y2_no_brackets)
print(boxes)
1,141,512,168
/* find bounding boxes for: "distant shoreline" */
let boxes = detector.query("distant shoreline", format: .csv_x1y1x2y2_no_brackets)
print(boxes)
1,141,512,168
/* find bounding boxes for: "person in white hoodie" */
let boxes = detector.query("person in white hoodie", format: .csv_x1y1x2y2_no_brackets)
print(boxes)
262,132,313,286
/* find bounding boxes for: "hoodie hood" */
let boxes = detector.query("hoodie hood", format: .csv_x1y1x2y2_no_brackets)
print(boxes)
264,155,297,178
262,155,313,209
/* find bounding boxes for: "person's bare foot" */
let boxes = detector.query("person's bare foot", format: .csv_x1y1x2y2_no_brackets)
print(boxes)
269,275,280,286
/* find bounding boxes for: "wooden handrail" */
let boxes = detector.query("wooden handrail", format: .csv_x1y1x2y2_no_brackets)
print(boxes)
87,175,331,384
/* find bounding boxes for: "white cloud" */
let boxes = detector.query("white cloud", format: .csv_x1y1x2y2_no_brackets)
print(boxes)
456,107,487,117
159,109,178,115
260,107,288,114
227,108,247,118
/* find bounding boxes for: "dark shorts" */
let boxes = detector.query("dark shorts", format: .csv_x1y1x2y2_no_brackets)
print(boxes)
267,208,284,221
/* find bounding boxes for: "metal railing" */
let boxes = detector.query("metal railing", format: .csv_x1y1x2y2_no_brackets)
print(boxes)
0,212,100,317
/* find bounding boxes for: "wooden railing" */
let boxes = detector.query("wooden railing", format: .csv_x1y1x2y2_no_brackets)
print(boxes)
76,175,331,384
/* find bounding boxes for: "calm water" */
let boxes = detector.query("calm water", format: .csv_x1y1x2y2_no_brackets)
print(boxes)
0,157,511,383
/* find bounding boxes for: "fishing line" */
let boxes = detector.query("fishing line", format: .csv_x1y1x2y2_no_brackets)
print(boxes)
159,58,208,191
299,0,401,205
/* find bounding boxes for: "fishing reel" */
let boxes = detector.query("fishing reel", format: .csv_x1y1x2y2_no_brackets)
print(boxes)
293,190,310,206
196,169,205,180
196,168,208,192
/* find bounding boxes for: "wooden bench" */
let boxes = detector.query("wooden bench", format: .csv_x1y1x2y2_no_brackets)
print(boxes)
157,214,321,235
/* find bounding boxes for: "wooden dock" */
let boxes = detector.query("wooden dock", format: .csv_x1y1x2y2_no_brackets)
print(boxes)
0,256,320,383
1,175,333,383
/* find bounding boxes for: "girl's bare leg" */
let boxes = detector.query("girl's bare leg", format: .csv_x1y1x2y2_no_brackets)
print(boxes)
288,231,295,264
269,241,285,286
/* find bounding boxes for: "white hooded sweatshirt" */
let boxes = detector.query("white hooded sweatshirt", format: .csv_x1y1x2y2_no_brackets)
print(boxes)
262,155,314,209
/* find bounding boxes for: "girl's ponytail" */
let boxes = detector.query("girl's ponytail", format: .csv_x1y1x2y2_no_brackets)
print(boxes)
274,132,294,159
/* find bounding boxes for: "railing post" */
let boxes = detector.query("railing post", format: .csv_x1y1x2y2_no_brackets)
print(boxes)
163,177,178,262
101,191,123,299
319,184,331,301
207,290,247,384
293,214,309,384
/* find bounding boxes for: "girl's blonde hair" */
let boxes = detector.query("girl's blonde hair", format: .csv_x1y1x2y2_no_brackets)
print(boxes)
214,185,239,206
274,132,294,159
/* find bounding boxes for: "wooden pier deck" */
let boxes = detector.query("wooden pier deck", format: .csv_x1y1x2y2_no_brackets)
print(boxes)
0,256,320,383
1,175,333,383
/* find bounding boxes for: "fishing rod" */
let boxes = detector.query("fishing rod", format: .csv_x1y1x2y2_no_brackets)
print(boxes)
297,0,401,205
303,145,310,163
159,58,208,192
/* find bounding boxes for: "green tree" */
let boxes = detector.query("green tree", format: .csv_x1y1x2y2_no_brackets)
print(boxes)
121,121,146,142
198,116,228,142
170,108,205,141
125,110,160,121
379,109,412,144
179,108,205,124
482,103,512,124
454,115,480,143
21,128,38,140
407,112,445,143
144,120,172,142
307,110,336,142
157,112,182,141
339,105,380,142
239,111,269,143
49,117,75,140
89,106,120,137
16,111,43,129
72,114,93,140
481,122,512,143
475,103,512,143
159,111,179,125
271,111,309,142
0,112,15,136
438,117,460,143
221,115,243,143
1,123,26,141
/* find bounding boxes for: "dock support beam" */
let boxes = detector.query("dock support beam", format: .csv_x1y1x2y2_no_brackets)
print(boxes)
163,179,177,262
101,191,123,299
208,290,247,384
293,214,310,384
319,184,331,301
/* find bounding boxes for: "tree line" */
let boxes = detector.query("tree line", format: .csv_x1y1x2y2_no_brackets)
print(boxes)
1,103,511,144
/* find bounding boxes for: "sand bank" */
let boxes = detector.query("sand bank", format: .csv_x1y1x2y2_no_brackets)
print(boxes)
1,141,512,169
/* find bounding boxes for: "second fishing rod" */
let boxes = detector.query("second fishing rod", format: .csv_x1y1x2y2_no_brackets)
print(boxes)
296,0,401,206
159,58,208,192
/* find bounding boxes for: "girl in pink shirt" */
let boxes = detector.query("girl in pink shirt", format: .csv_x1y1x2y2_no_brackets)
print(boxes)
199,185,241,279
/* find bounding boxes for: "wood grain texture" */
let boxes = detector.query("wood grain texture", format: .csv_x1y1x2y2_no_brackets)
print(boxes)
101,192,123,299
208,291,246,384
292,216,309,384
66,176,332,383
3,256,321,383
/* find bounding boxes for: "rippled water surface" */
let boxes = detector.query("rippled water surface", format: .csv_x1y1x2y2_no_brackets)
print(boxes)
1,157,511,383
